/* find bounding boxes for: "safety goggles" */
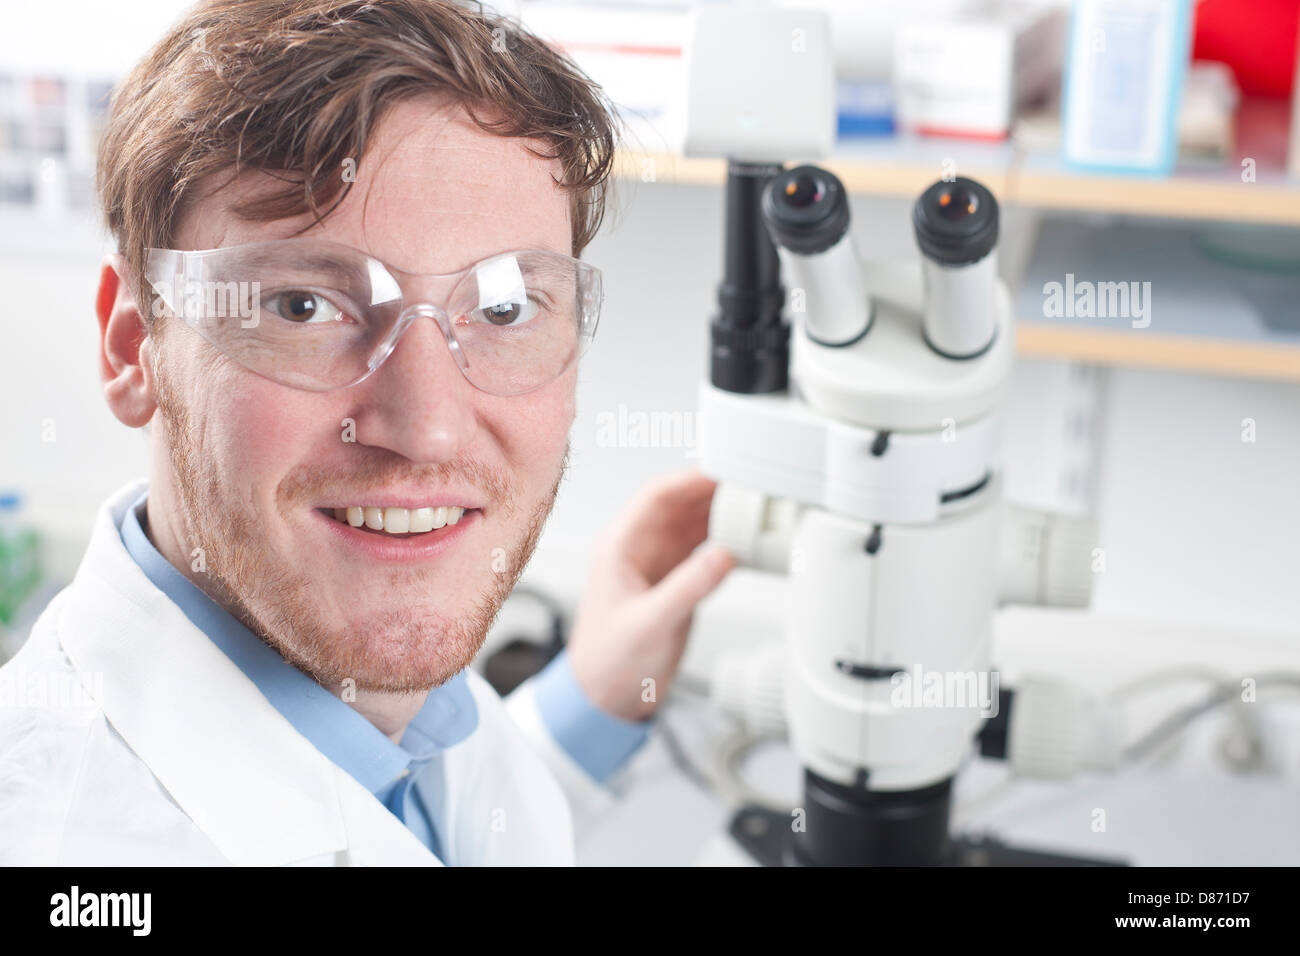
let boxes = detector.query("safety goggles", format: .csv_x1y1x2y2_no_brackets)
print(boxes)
143,238,603,396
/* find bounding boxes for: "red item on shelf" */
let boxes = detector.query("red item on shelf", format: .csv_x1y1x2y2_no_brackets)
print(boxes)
1192,0,1299,97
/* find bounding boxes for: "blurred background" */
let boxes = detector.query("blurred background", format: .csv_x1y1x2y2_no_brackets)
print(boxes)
1,0,1298,865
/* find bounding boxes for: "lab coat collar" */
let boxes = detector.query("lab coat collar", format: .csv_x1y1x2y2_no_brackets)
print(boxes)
59,480,440,866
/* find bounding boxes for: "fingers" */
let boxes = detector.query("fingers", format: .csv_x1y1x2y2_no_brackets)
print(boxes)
644,542,736,626
598,469,726,588
646,468,718,504
629,469,718,520
610,469,718,545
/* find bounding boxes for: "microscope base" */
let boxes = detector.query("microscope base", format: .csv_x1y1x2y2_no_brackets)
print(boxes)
728,805,1128,867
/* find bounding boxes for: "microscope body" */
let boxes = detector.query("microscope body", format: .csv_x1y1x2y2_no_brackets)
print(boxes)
702,245,1022,863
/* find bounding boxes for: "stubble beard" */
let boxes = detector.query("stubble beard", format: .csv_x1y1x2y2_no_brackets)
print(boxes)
151,350,568,695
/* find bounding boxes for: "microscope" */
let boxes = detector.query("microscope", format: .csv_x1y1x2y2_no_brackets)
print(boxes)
680,2,1104,866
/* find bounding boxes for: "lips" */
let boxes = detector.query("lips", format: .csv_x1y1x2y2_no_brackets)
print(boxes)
314,504,480,562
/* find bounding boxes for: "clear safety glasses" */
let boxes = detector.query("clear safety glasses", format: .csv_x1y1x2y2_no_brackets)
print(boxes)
143,238,603,397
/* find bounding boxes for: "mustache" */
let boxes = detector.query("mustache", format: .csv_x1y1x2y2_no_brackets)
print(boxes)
276,452,510,508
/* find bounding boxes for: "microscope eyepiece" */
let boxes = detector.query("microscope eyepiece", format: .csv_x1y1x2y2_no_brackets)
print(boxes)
912,176,1000,359
912,178,999,266
762,165,851,256
757,164,871,348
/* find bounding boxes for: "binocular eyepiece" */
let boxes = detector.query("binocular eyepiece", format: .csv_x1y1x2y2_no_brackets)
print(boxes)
760,165,1000,360
761,167,869,348
912,176,1000,358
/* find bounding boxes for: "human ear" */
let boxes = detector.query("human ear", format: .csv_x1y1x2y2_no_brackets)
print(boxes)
96,254,158,428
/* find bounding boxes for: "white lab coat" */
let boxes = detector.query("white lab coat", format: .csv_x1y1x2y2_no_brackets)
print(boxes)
0,480,616,865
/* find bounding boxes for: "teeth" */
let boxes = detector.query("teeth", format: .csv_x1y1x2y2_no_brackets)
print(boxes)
384,507,411,534
410,508,436,533
332,505,467,535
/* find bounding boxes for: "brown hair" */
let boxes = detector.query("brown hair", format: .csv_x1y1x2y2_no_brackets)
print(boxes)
97,0,621,315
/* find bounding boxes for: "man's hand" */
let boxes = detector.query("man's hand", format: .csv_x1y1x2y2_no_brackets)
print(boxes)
566,469,737,722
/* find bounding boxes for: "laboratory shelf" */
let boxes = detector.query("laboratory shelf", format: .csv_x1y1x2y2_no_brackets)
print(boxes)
616,144,1300,229
615,100,1300,228
1013,322,1300,383
615,98,1300,384
1014,217,1300,384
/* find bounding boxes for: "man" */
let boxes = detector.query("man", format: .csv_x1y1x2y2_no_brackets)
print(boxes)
0,0,735,865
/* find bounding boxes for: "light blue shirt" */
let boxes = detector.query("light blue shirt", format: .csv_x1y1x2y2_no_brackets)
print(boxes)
118,492,648,859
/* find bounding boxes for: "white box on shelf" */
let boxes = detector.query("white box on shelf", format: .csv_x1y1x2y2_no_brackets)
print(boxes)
894,0,1067,140
1061,0,1195,174
517,1,689,153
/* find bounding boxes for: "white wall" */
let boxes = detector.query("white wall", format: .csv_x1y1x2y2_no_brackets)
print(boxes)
0,236,151,560
0,1,193,76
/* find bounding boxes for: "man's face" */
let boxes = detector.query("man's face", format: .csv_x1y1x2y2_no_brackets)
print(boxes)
149,97,577,694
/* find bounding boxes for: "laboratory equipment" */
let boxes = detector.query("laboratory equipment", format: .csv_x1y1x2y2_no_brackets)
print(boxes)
680,0,1105,866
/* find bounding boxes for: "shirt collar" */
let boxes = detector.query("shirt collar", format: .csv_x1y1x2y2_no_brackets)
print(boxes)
118,490,477,793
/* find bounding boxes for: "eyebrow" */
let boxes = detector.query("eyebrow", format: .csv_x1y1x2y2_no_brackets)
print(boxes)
297,252,357,271
216,243,573,280
223,248,364,281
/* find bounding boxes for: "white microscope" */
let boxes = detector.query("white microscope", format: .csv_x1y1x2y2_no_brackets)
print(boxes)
681,2,1105,865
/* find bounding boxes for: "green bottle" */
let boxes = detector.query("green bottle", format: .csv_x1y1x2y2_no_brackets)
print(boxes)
0,492,42,626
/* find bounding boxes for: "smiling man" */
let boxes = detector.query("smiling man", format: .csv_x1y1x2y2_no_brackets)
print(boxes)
0,0,735,865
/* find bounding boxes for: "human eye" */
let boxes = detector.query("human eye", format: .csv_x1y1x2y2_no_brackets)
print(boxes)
472,295,542,328
262,289,349,325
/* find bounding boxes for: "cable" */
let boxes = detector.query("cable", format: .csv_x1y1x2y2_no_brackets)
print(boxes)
959,669,1300,826
1122,671,1300,764
652,701,716,794
1106,666,1231,704
1122,683,1242,763
651,688,796,812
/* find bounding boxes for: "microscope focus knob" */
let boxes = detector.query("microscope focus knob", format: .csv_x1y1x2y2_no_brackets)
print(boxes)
999,507,1098,608
1041,513,1098,608
1007,676,1123,778
708,483,799,574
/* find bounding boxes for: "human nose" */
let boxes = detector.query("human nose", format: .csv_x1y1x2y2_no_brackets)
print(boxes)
348,308,478,463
